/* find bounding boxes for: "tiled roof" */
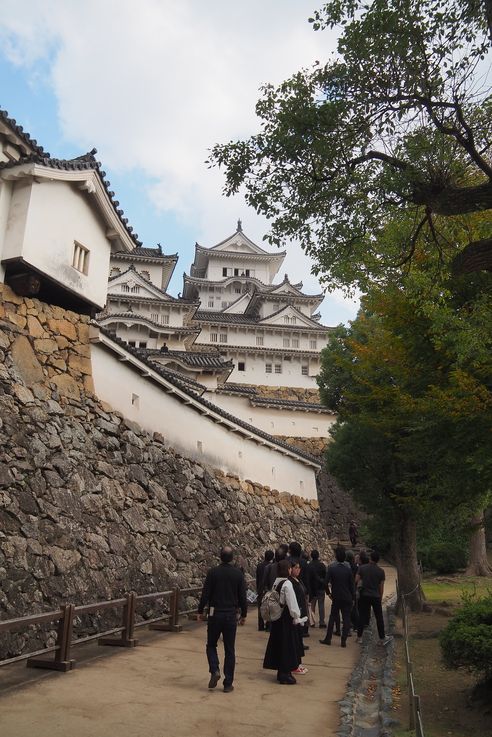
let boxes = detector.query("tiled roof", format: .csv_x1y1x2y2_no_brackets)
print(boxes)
250,397,331,413
196,343,322,357
194,310,331,331
0,149,143,249
146,349,233,369
97,313,200,333
106,293,197,306
216,383,258,396
96,328,320,467
113,247,178,261
0,108,48,156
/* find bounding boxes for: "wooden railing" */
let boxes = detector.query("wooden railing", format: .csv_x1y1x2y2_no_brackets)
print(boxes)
397,579,425,737
0,586,201,673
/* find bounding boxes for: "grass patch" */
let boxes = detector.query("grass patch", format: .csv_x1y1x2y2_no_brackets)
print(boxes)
422,576,492,605
392,569,492,737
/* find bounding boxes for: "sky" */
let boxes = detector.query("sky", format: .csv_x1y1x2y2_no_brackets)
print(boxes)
0,0,359,324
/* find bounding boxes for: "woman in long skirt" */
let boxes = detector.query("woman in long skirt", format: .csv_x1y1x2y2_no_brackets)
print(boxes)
263,559,305,684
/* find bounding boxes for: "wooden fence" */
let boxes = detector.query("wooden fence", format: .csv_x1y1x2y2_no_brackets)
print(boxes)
397,579,425,737
0,586,201,673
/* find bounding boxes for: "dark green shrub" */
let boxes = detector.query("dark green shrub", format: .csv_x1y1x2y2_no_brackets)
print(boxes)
440,594,492,680
419,542,467,574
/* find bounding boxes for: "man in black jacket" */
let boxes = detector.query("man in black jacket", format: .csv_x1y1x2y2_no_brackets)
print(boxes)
320,546,355,647
198,546,247,692
307,549,327,627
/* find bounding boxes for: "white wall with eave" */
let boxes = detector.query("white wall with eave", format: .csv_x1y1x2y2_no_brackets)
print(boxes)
91,342,318,500
1,178,112,309
205,391,336,438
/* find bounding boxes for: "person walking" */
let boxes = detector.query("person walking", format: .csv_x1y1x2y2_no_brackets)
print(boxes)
349,520,359,547
355,550,392,646
263,559,307,684
307,549,327,628
198,546,247,692
256,549,274,631
319,546,354,647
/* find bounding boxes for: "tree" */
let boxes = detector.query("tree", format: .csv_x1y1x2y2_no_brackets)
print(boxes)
210,0,492,291
318,279,492,608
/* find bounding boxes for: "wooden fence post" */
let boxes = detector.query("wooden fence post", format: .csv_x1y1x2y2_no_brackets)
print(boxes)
27,603,75,672
99,592,138,647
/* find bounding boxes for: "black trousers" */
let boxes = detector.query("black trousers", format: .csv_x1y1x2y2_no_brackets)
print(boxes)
357,595,385,639
325,599,352,643
206,611,237,686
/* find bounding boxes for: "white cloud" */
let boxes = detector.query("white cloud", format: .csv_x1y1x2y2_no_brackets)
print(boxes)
0,0,358,322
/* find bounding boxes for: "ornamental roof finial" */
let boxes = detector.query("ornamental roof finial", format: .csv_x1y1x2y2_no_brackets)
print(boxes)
237,218,242,232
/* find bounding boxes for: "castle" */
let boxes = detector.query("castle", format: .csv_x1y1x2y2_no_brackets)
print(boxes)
0,107,337,500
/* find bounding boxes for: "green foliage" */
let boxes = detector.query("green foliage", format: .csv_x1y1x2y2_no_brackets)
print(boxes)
440,593,492,679
420,542,468,574
210,0,492,290
359,517,393,557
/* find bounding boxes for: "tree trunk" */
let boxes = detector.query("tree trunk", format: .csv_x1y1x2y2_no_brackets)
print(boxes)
452,237,492,275
466,510,492,577
412,180,492,216
393,512,424,612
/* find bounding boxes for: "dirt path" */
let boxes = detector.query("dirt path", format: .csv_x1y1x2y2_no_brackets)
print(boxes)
0,565,396,737
0,612,358,737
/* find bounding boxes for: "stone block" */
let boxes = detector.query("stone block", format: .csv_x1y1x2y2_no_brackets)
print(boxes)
34,338,58,354
6,311,27,329
11,335,44,386
47,318,77,341
68,353,92,376
1,284,23,305
50,374,81,401
27,315,45,338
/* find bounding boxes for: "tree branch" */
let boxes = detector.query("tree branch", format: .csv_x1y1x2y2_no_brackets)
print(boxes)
349,150,409,170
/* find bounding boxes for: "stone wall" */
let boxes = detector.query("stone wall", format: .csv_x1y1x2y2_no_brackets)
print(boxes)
277,436,330,458
253,384,322,404
0,285,333,657
277,435,360,537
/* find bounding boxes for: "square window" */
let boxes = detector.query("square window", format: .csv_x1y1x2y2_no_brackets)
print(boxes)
128,341,136,347
265,363,272,373
208,300,214,308
301,365,309,375
72,241,90,275
234,268,239,276
283,338,290,348
219,333,228,343
151,313,159,322
310,339,317,349
160,314,169,325
222,267,227,277
292,338,299,348
138,341,147,348
210,333,218,343
256,336,264,346
238,361,245,371
274,364,282,374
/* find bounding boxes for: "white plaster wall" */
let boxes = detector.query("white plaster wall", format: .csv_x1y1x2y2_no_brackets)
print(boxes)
199,324,328,352
204,391,336,437
109,258,169,290
91,343,318,499
207,259,270,283
0,179,14,283
2,179,111,309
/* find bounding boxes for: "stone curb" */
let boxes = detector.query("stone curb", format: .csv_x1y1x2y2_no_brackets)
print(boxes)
336,594,398,737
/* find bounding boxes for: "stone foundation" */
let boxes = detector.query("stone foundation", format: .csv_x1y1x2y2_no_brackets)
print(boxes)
252,384,322,404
